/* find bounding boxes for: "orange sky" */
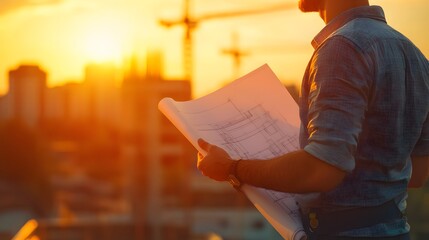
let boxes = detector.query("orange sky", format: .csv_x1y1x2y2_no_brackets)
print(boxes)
0,0,428,98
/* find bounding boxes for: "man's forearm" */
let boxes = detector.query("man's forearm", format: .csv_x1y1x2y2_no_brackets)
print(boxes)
235,150,346,193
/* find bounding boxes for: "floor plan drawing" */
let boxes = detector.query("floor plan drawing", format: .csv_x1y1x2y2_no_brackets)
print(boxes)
158,64,306,240
194,99,299,160
265,189,302,225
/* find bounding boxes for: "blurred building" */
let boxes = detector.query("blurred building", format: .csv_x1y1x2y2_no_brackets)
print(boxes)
44,82,91,124
6,65,47,127
286,84,299,103
0,95,11,120
0,57,284,240
120,51,282,240
85,63,121,128
121,51,194,239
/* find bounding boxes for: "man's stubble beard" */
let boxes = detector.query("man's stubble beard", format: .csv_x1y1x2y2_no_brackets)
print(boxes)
298,0,322,12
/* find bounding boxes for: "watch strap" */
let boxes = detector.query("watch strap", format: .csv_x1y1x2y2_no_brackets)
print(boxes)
228,159,242,190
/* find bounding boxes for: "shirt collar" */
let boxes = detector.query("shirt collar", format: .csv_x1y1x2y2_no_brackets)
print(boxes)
311,5,386,49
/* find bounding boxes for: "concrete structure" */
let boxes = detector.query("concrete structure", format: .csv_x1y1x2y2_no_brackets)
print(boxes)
121,52,282,240
0,58,284,239
7,65,47,127
84,63,121,128
44,83,91,123
121,51,194,239
0,95,12,121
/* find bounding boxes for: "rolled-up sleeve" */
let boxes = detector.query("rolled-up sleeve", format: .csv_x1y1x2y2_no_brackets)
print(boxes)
303,36,371,172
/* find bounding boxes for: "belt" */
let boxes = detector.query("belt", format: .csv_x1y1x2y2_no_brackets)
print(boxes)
302,200,406,238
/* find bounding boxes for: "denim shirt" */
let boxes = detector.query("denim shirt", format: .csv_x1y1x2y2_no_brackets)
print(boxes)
299,6,429,237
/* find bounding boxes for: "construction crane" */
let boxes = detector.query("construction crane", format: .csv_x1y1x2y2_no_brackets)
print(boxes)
221,31,250,79
159,0,296,81
222,32,310,79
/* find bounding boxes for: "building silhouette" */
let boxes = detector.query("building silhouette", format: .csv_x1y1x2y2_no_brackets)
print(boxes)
7,65,47,127
0,57,285,240
121,51,194,239
44,82,90,124
85,63,121,127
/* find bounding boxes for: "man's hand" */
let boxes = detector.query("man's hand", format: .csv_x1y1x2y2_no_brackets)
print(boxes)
197,139,234,181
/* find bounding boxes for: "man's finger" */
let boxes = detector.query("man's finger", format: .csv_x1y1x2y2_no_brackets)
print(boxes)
198,138,211,151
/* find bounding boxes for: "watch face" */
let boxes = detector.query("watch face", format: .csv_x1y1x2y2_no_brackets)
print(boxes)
228,174,241,188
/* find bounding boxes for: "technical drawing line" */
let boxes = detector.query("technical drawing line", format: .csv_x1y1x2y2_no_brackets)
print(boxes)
191,100,299,159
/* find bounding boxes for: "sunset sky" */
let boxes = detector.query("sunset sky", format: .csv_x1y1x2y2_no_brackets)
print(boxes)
0,0,428,98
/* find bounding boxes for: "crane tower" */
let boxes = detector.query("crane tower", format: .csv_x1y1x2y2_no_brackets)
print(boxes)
159,1,296,81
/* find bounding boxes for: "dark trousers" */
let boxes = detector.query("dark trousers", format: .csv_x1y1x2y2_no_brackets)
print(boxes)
307,233,410,240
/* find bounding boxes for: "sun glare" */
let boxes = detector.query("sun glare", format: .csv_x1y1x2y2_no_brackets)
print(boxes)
77,12,132,63
83,29,123,63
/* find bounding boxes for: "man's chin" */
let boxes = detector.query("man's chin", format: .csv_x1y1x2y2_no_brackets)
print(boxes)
298,0,321,12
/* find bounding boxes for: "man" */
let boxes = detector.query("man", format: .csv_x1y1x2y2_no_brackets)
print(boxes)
197,0,429,239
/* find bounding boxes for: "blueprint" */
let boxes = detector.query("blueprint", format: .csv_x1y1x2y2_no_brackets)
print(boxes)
193,100,299,160
158,64,306,240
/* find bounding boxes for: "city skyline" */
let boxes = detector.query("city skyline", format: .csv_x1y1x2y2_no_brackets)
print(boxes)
0,59,287,239
0,0,428,98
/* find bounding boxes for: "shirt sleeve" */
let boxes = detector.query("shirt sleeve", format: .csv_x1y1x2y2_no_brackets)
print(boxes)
303,36,371,172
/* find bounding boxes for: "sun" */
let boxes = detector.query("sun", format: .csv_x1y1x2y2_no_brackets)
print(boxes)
78,13,132,63
83,28,123,63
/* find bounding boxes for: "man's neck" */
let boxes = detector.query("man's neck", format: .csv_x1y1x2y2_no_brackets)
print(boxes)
320,0,370,24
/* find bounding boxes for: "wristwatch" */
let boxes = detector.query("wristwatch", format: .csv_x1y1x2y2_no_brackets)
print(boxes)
228,159,242,190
